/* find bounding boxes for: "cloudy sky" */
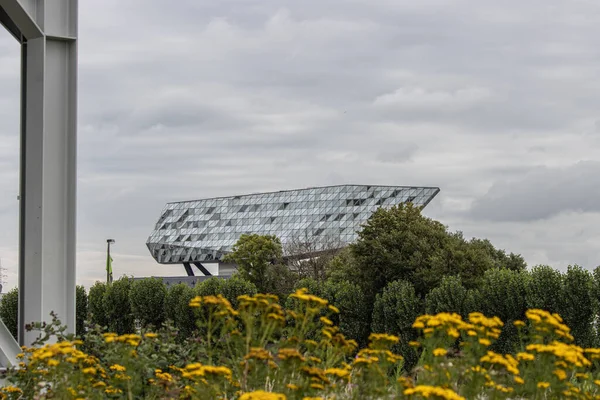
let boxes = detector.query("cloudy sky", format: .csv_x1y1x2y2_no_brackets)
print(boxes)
1,0,600,289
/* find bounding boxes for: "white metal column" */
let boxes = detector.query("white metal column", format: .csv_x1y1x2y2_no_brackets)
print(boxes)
0,0,77,359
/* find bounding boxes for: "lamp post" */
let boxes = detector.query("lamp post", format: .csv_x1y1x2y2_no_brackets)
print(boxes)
106,239,115,284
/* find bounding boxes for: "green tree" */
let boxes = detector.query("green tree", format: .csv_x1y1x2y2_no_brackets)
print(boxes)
526,265,563,313
351,204,449,300
559,265,596,347
130,278,167,329
221,274,258,308
103,277,135,334
195,277,225,296
88,282,108,328
325,247,360,284
164,283,196,339
76,285,88,335
322,280,369,344
371,280,424,369
0,288,18,340
425,276,479,318
479,269,529,353
223,234,283,293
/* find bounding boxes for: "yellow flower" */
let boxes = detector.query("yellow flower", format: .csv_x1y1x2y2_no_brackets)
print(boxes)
409,341,421,347
144,333,158,339
82,367,97,375
110,364,126,372
47,359,60,367
537,382,550,389
1,386,22,394
239,391,286,400
404,385,465,400
513,320,526,327
517,352,535,361
478,338,491,346
433,348,448,357
514,376,524,384
553,369,567,381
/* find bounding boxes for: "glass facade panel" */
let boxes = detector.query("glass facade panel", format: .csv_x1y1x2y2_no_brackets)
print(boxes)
146,185,439,264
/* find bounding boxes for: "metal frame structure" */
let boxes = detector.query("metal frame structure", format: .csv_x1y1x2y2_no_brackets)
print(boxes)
0,0,78,366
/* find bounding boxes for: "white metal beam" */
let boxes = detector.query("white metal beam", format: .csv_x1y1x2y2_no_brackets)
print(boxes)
0,0,42,39
18,0,77,347
0,0,77,362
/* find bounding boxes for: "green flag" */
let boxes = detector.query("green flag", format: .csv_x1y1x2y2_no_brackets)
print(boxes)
107,253,113,284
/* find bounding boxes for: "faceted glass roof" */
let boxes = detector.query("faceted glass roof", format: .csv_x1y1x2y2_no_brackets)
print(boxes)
147,185,440,264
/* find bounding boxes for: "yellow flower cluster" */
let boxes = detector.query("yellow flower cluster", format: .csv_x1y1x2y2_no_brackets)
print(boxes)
412,312,502,342
103,333,141,346
480,351,520,376
526,341,591,368
290,288,329,307
239,390,287,400
526,309,574,342
404,385,465,400
190,294,238,316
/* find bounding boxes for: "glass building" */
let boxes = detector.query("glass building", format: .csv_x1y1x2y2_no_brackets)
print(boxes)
147,185,439,275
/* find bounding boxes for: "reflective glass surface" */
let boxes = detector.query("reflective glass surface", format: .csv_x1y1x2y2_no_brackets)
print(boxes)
147,185,439,264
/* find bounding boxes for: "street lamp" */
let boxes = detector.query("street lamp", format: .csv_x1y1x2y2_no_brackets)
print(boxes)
106,239,115,284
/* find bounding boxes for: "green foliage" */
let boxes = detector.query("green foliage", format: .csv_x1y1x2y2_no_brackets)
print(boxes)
0,287,18,340
425,276,479,318
130,278,167,329
220,274,258,308
351,204,449,300
164,283,196,339
322,280,369,345
88,282,108,328
103,277,135,334
559,265,596,347
350,204,525,303
325,247,360,284
479,269,529,353
223,233,283,292
264,262,298,300
371,280,423,369
526,265,563,313
195,277,225,296
76,285,88,335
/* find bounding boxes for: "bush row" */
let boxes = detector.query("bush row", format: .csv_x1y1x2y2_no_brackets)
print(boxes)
2,263,599,359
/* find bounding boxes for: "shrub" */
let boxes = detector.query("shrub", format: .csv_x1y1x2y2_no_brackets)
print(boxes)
164,283,196,339
130,278,167,329
103,277,135,334
479,268,529,353
10,290,600,399
559,265,596,347
526,265,563,313
220,274,258,308
0,287,18,340
76,285,88,335
322,280,369,344
88,282,108,328
372,280,423,369
195,277,225,296
425,275,479,318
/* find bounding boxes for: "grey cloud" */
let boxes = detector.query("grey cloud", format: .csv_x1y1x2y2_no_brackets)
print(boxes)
4,0,600,289
377,143,418,164
468,162,600,222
